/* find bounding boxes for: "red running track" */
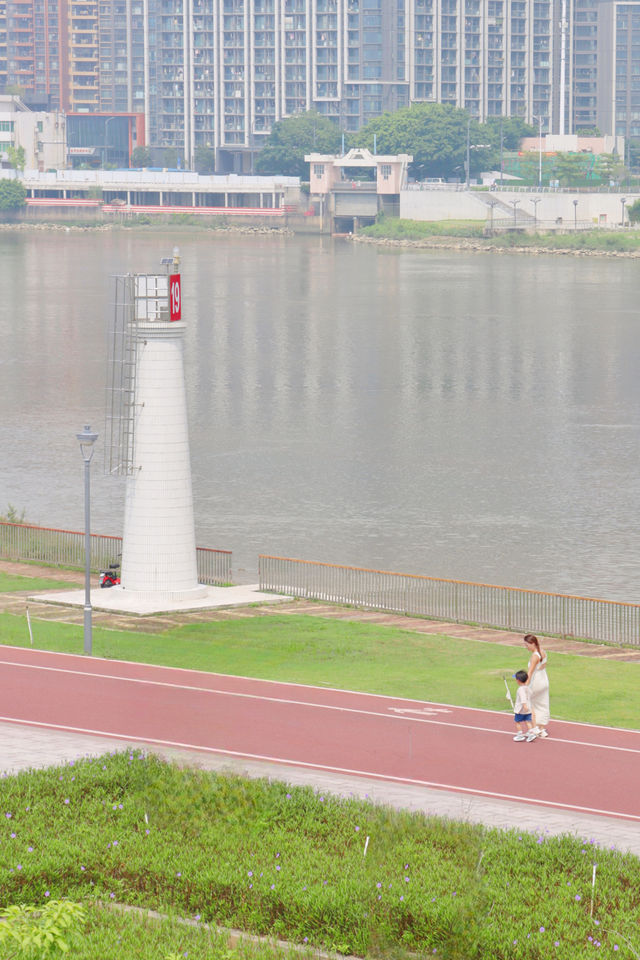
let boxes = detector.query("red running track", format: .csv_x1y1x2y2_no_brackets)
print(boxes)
1,645,639,822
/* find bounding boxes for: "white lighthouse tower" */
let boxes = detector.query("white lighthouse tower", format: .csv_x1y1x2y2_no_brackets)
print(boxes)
112,253,206,603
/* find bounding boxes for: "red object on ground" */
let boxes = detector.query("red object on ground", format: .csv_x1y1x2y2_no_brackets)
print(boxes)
0,646,638,822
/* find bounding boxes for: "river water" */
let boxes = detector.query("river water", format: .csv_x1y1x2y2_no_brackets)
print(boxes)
1,227,639,599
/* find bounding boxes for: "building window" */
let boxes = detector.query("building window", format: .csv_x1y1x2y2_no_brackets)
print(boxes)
380,163,391,177
313,163,325,176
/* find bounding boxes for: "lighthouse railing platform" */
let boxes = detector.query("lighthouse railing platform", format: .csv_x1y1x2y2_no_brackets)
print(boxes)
0,522,232,586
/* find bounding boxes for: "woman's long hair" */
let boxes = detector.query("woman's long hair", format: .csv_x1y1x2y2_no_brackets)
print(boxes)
524,633,542,656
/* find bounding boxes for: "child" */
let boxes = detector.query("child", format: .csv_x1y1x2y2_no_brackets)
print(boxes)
513,670,537,742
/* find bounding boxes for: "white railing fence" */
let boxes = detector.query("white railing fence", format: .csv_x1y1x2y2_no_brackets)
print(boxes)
259,555,640,646
0,522,232,586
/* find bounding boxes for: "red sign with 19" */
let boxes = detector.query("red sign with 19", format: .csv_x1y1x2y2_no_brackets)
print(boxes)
169,274,181,321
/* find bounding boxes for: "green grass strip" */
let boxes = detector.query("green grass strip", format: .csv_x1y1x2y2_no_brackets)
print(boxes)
1,753,638,960
0,572,78,592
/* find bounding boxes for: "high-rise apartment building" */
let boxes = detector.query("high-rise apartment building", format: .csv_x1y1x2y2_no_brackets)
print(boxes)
66,0,99,110
98,0,145,114
4,0,65,108
142,0,561,170
597,0,640,150
0,0,7,93
2,0,639,168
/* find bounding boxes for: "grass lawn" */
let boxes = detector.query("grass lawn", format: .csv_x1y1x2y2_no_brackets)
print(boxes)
1,752,638,960
0,571,80,592
0,609,638,730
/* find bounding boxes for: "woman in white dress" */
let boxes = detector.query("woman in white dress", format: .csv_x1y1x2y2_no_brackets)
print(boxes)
524,633,550,738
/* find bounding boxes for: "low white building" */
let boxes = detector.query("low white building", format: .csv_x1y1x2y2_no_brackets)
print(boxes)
0,96,67,172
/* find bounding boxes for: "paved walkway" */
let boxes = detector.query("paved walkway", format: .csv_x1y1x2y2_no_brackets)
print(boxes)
2,560,640,857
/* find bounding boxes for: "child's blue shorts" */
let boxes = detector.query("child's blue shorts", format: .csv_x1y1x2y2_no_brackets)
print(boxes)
514,712,532,723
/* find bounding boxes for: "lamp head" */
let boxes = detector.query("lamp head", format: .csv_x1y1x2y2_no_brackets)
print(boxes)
77,424,98,460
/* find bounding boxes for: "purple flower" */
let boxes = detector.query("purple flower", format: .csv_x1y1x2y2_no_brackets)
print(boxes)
575,895,581,901
540,927,545,933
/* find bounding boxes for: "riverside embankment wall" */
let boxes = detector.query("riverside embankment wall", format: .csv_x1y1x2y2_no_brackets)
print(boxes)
400,189,640,225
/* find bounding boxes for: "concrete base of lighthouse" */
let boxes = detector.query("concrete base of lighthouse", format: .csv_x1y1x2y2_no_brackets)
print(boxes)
28,583,291,617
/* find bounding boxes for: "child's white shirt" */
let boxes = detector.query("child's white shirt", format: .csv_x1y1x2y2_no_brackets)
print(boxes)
514,685,530,714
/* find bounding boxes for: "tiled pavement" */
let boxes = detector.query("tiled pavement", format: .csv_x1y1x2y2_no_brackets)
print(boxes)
2,560,640,857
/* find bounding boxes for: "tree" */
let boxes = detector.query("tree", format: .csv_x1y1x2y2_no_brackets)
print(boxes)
627,198,640,223
194,145,215,174
595,152,626,185
550,151,594,185
131,145,152,167
255,111,343,177
357,103,524,180
6,145,26,171
357,103,468,179
0,178,26,214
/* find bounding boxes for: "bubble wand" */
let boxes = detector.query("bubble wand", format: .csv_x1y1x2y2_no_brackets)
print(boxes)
503,675,515,711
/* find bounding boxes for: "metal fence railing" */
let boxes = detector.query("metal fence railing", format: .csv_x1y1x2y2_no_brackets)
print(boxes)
0,522,232,586
195,546,233,586
259,555,640,646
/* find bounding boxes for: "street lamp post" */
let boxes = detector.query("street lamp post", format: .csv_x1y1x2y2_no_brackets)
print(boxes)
511,198,520,226
76,425,98,655
466,115,471,189
573,198,579,230
530,196,541,229
621,196,627,226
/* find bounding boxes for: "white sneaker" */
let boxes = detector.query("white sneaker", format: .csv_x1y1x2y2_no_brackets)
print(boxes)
526,731,538,742
530,726,541,737
538,729,549,739
513,733,526,741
